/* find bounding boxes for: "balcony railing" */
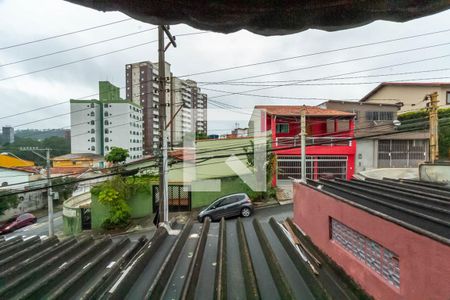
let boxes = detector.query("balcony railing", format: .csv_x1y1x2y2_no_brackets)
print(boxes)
275,136,352,147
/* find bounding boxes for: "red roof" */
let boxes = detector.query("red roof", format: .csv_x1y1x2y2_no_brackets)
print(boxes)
360,82,450,102
254,105,354,117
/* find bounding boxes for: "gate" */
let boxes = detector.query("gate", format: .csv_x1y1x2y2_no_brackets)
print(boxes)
378,139,428,168
277,155,348,182
80,208,91,230
152,185,191,212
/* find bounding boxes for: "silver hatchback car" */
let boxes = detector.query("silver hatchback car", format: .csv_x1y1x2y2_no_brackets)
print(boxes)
197,193,253,222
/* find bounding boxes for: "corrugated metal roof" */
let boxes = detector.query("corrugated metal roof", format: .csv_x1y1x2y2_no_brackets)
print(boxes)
0,217,369,299
309,178,450,244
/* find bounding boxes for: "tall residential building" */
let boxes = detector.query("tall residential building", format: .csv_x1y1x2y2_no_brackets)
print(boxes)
2,126,14,144
70,81,143,162
125,61,171,155
170,78,208,146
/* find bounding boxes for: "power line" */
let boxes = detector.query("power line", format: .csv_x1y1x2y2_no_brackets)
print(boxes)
199,76,450,87
0,18,132,51
206,53,450,100
197,67,450,84
0,27,158,68
178,26,450,78
1,114,447,198
0,32,209,82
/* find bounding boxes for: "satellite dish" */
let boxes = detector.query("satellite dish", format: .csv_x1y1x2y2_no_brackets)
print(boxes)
393,120,401,127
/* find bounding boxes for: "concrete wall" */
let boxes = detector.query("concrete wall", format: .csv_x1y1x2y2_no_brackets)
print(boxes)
91,190,153,230
293,182,450,300
0,190,46,222
419,163,450,185
322,101,399,137
355,139,376,172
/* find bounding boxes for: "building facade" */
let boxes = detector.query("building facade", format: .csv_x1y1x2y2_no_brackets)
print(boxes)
293,179,450,300
360,82,450,112
125,61,171,155
249,105,356,186
320,100,429,171
170,78,208,146
2,126,14,144
70,81,143,161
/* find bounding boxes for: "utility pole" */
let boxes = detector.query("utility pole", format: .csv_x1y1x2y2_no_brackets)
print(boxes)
158,25,177,225
426,92,439,163
20,147,54,236
300,108,306,183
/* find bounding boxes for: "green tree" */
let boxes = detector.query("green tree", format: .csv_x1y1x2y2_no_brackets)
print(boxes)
244,140,277,201
105,147,129,165
0,191,19,216
51,177,78,202
196,132,208,140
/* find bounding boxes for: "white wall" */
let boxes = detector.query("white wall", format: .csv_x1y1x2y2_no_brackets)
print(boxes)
70,101,102,154
0,168,30,188
104,102,143,161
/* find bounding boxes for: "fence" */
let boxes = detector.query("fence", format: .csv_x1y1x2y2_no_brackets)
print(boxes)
378,139,428,168
277,155,348,181
275,136,352,147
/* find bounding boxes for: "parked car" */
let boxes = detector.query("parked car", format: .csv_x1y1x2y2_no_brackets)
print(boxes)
0,213,37,234
197,193,253,222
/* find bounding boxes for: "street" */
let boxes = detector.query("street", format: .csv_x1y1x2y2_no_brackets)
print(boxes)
3,211,63,239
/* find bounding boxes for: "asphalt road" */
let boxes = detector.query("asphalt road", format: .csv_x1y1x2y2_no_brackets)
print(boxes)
3,211,63,239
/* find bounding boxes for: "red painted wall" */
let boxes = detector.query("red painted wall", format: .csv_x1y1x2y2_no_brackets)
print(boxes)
293,182,450,300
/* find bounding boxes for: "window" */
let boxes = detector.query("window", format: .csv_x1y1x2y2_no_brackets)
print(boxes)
447,91,450,104
276,123,289,133
221,196,238,206
90,129,95,134
90,111,95,117
330,218,400,288
105,146,109,151
105,129,109,134
105,120,109,125
366,111,394,121
105,137,109,142
90,120,95,125
104,111,109,117
90,103,95,108
91,137,95,142
91,146,96,151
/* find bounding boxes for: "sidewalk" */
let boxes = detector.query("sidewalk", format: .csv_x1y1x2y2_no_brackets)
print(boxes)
32,204,63,219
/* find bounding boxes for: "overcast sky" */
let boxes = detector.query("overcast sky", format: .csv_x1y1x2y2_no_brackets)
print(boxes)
1,0,450,135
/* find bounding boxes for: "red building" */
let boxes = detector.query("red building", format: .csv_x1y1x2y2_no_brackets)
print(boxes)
293,178,450,300
249,105,356,186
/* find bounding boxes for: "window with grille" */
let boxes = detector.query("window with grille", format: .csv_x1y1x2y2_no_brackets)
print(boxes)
366,111,394,121
276,123,289,133
330,218,400,288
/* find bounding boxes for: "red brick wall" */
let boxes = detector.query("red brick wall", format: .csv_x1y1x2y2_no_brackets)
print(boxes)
293,182,450,300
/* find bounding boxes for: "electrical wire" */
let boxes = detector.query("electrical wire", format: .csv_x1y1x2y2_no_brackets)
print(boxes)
0,18,133,51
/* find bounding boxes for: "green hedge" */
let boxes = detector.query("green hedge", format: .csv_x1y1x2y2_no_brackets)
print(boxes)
398,108,450,159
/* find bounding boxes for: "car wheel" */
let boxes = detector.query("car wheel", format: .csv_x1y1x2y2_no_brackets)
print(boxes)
202,215,212,223
241,207,252,218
